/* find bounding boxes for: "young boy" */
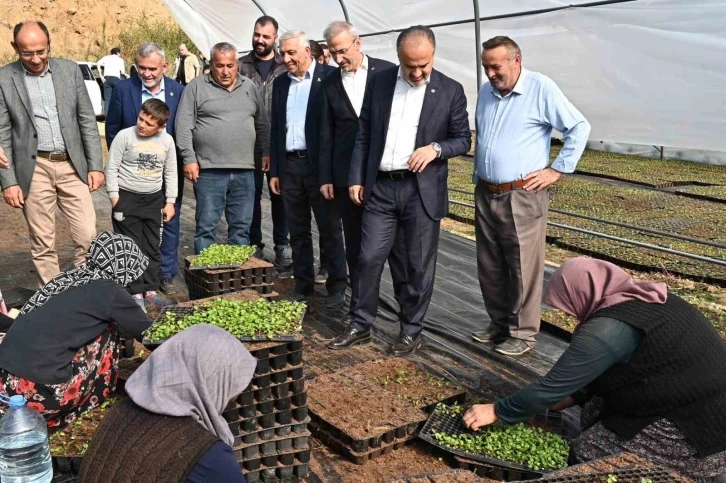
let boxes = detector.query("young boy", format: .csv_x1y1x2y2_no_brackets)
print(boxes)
105,99,177,311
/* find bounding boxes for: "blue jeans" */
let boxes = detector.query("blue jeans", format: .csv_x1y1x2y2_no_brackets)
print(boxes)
193,169,255,254
103,76,119,115
159,161,185,280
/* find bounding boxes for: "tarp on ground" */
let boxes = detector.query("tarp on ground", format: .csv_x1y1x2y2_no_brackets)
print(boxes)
163,0,726,158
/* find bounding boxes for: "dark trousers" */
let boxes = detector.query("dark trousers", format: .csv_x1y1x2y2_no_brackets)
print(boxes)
281,154,346,296
334,186,408,312
111,189,164,294
159,162,185,280
250,169,289,249
103,76,120,115
350,175,439,337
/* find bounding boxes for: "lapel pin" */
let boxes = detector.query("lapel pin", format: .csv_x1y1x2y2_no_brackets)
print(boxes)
431,88,436,93
170,92,174,97
317,77,321,82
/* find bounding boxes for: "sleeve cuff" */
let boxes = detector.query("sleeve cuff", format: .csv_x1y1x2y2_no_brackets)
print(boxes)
166,197,177,204
107,191,119,199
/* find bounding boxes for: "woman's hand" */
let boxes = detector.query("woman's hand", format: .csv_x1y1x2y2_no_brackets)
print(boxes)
463,403,498,431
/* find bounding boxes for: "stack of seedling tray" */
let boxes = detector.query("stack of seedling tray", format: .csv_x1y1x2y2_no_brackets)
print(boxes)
183,256,275,300
225,337,310,482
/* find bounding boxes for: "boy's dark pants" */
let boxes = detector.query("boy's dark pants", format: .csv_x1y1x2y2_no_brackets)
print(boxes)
111,189,164,294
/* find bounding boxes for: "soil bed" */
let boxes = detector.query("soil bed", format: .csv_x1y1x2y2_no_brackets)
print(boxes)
49,396,124,457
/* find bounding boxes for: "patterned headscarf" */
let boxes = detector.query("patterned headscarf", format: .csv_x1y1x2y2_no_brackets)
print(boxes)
125,324,257,447
21,231,149,314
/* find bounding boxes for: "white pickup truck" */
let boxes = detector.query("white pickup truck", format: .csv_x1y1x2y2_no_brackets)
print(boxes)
76,61,104,119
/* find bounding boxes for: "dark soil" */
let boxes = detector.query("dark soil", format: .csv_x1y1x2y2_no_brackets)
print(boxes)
49,396,124,457
177,289,263,307
117,342,150,380
343,358,465,409
307,372,429,441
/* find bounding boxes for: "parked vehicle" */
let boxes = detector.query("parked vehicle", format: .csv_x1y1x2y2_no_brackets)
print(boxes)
76,61,104,119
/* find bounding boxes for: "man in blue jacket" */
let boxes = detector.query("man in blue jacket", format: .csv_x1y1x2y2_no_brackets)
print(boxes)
105,43,185,296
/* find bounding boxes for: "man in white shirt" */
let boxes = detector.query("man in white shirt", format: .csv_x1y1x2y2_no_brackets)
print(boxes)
318,21,410,318
328,26,471,355
97,47,126,115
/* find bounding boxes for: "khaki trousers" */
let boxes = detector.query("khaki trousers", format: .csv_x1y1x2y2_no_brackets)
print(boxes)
474,184,549,345
22,156,97,285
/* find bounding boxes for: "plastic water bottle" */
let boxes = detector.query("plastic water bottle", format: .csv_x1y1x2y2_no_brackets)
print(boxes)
0,395,53,483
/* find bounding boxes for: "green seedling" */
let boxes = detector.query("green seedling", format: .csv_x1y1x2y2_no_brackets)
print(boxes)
191,244,256,267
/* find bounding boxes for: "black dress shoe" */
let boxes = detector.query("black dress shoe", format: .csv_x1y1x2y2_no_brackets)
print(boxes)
389,333,422,357
328,326,371,350
325,293,345,309
472,325,508,344
159,278,177,295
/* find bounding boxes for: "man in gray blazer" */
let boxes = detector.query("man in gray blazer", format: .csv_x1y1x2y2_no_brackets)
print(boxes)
0,21,104,284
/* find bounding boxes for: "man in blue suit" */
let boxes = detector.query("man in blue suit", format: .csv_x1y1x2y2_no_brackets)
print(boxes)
105,43,185,296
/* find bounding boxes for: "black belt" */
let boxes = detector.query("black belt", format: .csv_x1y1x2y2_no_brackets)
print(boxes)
377,169,414,181
37,151,69,162
286,150,308,158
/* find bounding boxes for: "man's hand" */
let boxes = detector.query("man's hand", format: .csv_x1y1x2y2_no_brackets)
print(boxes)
523,167,562,192
349,185,365,206
261,156,270,173
162,203,176,222
320,184,334,200
269,177,281,195
3,186,24,208
88,171,105,192
0,146,8,169
184,162,200,182
110,197,119,208
463,404,498,431
407,144,438,173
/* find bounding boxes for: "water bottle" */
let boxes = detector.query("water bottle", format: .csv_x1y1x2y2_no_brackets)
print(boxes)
0,395,53,483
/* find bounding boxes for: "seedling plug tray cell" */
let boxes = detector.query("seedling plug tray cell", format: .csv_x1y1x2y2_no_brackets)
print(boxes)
419,407,569,477
243,460,310,483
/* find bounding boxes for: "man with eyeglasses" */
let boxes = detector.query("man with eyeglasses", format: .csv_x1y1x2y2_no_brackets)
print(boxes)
318,21,409,318
0,21,103,285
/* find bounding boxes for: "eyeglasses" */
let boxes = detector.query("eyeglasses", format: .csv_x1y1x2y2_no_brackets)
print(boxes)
329,37,358,57
19,49,48,60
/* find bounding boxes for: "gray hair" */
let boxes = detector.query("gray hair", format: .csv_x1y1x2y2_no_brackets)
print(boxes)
396,25,436,53
136,42,166,61
482,36,521,60
210,42,238,61
323,21,358,43
279,30,310,48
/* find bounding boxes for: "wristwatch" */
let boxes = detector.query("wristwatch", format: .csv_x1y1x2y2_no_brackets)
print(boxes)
431,142,442,158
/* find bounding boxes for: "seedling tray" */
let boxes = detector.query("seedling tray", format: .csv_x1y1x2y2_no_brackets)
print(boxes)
238,377,306,406
241,445,311,470
527,467,689,483
185,254,270,271
230,416,310,444
244,460,310,483
385,469,482,483
419,410,565,477
184,267,274,300
310,417,419,465
233,429,310,460
227,406,310,433
142,306,305,346
454,455,535,482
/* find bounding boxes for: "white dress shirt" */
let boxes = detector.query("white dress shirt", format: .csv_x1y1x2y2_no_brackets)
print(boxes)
285,60,317,151
141,77,166,103
379,67,429,172
341,55,368,116
97,54,126,78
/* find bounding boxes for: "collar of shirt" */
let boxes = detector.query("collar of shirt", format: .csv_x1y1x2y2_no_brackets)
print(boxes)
288,60,316,83
396,66,430,87
22,62,51,77
142,76,166,97
204,73,244,91
491,67,527,99
342,54,368,78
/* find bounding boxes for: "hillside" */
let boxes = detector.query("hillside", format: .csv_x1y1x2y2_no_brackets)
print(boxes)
0,0,178,64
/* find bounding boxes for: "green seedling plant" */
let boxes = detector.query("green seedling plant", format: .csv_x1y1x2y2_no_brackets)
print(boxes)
431,404,568,471
191,244,257,267
143,298,306,340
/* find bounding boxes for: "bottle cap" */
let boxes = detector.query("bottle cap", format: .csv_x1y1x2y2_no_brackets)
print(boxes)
8,395,26,409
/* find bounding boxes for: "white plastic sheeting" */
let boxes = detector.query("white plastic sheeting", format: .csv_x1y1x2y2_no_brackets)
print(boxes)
163,0,726,158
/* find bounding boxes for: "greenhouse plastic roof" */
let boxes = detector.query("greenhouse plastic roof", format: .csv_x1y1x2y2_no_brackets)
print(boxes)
163,0,726,153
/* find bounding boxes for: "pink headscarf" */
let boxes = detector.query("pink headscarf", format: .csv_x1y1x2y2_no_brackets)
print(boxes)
543,257,668,322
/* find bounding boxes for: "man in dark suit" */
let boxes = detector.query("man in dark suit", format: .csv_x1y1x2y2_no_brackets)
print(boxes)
318,21,408,316
329,26,471,355
105,43,185,295
269,30,347,306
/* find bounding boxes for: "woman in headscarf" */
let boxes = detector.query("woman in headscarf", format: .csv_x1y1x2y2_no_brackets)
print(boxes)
0,231,151,428
463,258,726,480
78,324,256,483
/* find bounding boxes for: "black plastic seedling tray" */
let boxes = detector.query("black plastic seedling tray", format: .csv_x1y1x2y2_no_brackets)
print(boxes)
385,469,482,483
233,431,310,461
238,378,306,407
419,410,565,478
244,460,309,483
454,455,539,482
241,446,311,471
229,416,310,444
527,466,687,483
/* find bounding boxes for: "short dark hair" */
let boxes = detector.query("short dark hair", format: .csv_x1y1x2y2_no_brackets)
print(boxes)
482,36,521,59
396,25,435,53
309,40,324,61
140,99,170,126
13,21,51,45
255,15,279,33
111,47,121,55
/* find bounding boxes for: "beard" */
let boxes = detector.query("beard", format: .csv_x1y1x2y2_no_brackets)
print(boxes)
254,43,274,57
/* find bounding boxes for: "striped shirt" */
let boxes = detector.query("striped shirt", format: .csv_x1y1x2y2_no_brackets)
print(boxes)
23,64,66,153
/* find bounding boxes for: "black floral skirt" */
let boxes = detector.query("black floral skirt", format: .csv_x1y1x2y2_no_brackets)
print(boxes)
0,326,120,429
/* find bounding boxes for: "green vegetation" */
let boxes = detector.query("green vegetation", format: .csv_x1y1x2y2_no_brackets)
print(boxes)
190,244,256,267
50,397,119,456
143,298,306,341
117,14,194,69
676,185,726,201
431,403,568,471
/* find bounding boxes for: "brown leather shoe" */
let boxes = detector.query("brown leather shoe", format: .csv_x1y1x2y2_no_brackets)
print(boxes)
389,333,422,357
328,326,371,350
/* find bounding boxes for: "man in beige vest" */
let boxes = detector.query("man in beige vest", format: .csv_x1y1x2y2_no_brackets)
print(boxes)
173,43,201,86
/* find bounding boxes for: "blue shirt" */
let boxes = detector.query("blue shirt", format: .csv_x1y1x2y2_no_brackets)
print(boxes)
285,60,316,151
141,76,166,104
474,68,590,185
185,440,246,483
